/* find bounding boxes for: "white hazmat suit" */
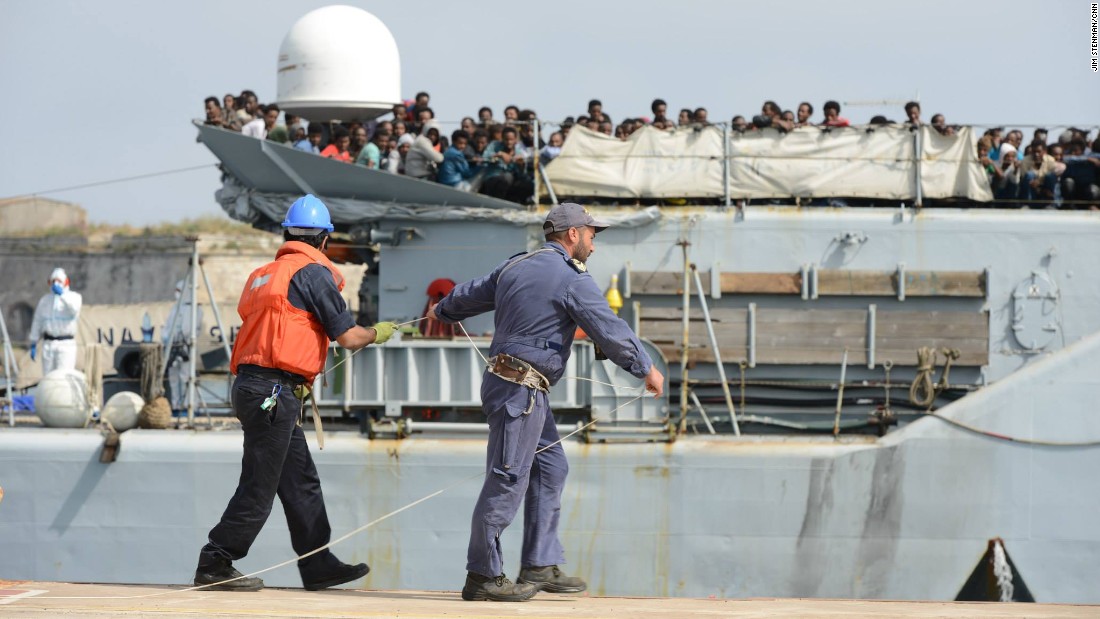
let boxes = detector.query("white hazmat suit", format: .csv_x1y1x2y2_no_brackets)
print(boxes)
29,267,82,374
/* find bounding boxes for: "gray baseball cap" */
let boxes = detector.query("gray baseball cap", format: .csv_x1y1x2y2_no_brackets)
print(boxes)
543,202,609,234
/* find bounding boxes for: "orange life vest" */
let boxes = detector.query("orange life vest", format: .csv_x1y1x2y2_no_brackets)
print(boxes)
230,241,345,382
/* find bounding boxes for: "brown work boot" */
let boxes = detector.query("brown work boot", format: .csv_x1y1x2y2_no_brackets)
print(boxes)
461,571,541,601
517,565,587,593
194,557,264,591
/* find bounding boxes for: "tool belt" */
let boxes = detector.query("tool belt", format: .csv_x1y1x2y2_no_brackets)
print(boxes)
488,354,550,393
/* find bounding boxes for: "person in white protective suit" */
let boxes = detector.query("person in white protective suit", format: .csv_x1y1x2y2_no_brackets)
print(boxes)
28,267,83,374
162,279,204,414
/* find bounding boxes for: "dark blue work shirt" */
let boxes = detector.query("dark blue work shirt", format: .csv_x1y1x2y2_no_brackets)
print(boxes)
288,263,356,340
435,241,652,385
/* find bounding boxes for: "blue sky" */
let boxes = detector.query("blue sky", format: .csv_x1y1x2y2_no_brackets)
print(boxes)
1,0,1096,225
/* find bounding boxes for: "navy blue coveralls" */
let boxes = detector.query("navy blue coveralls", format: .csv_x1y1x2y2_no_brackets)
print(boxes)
434,241,653,578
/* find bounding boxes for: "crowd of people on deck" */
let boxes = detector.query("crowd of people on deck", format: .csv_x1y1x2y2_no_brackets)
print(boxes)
203,90,1100,208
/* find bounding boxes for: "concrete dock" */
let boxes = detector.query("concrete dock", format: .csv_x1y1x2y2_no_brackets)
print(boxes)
1,581,1097,618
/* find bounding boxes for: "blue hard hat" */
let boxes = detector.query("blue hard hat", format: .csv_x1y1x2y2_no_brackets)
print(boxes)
282,194,334,232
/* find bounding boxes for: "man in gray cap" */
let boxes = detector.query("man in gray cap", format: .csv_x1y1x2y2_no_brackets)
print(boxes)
429,202,665,602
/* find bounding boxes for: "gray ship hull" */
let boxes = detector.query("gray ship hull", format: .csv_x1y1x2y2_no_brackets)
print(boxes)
2,327,1098,602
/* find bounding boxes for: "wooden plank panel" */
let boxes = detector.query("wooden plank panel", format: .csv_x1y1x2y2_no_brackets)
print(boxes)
878,310,988,327
639,329,748,348
633,271,803,296
901,271,986,297
632,270,985,298
874,322,988,339
757,347,868,366
640,307,747,322
876,337,988,351
652,346,750,365
629,271,709,296
877,348,988,366
816,270,895,296
652,344,985,366
643,306,988,366
718,272,802,295
816,270,986,298
638,321,747,340
756,322,868,339
641,336,749,353
755,308,867,324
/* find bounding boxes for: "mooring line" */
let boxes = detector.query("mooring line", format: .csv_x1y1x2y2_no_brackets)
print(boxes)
29,317,652,601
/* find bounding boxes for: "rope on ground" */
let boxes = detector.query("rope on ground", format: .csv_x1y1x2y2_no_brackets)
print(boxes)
32,319,653,601
29,472,485,601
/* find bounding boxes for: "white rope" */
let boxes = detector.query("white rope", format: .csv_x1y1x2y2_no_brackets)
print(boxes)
457,321,490,366
537,392,645,454
324,316,428,376
29,317,652,601
33,472,484,600
453,322,651,450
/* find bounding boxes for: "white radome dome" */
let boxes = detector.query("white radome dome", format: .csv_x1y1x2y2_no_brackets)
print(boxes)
103,391,144,432
35,369,90,428
276,5,401,122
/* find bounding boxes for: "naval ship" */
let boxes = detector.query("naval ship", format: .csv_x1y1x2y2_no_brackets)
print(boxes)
2,5,1098,606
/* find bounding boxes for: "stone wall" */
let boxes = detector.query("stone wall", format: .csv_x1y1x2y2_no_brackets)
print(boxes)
0,237,365,345
0,197,86,235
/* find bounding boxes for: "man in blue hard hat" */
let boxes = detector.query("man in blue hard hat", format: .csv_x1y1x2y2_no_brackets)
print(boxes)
194,194,398,592
429,202,665,602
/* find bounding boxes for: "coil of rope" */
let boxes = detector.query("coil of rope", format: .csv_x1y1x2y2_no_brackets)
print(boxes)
909,346,960,409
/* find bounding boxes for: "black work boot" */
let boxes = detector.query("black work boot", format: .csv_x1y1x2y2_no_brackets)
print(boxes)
461,572,541,601
300,553,370,591
517,565,587,593
194,557,264,591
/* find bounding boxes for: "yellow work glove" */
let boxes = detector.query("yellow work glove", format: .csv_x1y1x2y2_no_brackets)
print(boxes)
371,321,398,345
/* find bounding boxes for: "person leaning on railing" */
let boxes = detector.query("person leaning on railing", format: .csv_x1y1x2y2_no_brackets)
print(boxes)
437,130,484,192
405,120,445,180
479,126,533,203
1060,137,1100,208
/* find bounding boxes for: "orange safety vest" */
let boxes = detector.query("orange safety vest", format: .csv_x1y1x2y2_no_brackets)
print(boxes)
230,241,345,382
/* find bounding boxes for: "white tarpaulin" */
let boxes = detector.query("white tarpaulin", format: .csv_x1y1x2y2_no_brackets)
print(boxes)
919,126,992,201
545,125,992,202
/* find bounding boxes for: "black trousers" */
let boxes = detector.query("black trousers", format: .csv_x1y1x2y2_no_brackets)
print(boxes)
198,371,333,573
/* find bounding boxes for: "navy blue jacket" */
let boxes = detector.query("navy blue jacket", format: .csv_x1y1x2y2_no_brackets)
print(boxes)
435,241,652,384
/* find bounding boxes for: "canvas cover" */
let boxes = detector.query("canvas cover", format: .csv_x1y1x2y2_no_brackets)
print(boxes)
544,125,992,202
